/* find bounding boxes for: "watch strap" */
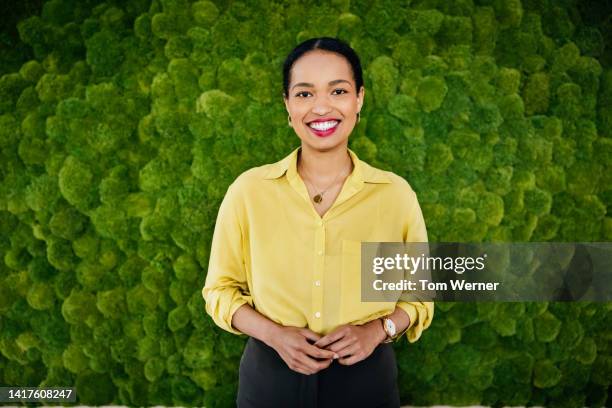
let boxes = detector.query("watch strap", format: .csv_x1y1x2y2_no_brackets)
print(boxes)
392,313,412,342
392,324,410,342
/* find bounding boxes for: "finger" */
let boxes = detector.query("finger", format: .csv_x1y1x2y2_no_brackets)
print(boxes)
290,362,313,375
300,354,333,373
336,344,360,362
338,345,363,365
316,358,334,371
286,354,319,375
314,331,344,348
300,329,322,343
325,338,354,354
313,326,347,347
338,352,363,366
304,343,336,360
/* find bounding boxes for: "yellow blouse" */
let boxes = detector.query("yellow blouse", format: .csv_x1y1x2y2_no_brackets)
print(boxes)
202,146,434,344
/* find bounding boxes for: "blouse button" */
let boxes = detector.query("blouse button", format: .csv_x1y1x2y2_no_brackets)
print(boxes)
315,280,321,286
315,312,321,318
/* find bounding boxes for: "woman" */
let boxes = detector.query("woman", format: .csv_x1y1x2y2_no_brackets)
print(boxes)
202,37,434,408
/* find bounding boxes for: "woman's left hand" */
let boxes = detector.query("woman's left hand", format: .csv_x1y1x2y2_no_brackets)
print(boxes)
313,321,385,366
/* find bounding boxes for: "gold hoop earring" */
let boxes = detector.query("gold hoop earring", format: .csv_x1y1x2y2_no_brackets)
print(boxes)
288,115,292,127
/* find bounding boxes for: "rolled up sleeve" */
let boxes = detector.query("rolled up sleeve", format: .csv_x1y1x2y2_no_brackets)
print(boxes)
202,182,253,336
394,183,435,344
395,301,435,343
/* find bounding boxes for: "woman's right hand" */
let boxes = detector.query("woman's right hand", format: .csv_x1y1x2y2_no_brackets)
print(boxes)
268,326,337,375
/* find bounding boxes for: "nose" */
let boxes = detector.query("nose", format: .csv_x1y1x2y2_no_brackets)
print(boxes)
311,94,333,115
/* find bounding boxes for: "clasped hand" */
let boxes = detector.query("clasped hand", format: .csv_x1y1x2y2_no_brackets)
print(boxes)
314,323,382,366
271,323,382,376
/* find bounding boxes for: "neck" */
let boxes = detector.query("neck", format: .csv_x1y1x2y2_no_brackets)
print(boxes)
297,143,354,184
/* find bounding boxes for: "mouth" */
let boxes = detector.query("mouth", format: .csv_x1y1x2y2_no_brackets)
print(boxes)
307,120,341,138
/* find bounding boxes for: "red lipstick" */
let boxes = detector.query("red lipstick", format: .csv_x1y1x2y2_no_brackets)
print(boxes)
307,118,341,138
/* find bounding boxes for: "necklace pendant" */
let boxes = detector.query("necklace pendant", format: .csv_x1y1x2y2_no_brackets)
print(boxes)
313,194,323,203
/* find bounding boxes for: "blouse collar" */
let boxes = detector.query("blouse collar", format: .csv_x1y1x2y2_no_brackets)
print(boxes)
262,146,392,186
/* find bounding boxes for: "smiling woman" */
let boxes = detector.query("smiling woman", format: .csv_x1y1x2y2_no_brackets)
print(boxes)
202,36,434,408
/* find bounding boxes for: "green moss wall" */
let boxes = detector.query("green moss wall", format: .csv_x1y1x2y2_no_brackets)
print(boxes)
0,0,610,406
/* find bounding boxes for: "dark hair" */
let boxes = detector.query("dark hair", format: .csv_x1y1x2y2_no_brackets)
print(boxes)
282,37,364,99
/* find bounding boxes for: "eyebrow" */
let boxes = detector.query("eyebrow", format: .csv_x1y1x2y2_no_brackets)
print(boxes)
291,79,352,91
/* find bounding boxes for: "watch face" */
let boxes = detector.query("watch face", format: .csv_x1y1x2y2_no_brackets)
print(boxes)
385,318,396,336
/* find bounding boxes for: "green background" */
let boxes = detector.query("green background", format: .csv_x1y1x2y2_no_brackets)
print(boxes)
0,0,611,406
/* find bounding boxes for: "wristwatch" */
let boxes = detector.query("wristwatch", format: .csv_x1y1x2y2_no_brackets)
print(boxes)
380,316,397,343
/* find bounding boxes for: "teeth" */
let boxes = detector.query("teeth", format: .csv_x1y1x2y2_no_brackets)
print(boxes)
309,120,339,131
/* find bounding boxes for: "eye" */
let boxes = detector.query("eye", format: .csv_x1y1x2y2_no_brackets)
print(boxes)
294,89,348,98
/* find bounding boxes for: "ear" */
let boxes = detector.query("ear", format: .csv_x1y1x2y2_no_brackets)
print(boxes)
357,86,365,111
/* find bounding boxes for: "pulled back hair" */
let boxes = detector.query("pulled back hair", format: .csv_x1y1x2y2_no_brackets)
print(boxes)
282,37,364,99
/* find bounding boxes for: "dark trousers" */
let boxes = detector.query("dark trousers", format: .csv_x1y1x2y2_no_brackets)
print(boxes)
237,336,401,408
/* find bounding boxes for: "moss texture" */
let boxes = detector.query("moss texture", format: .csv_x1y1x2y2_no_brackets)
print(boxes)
0,0,611,406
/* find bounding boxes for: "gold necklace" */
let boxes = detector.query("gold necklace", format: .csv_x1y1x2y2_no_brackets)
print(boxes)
298,154,352,204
